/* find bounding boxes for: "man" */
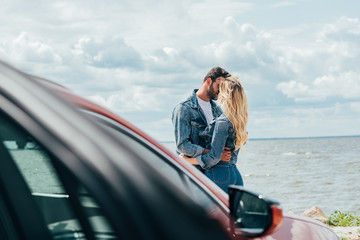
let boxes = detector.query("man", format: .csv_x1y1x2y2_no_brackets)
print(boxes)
172,67,231,172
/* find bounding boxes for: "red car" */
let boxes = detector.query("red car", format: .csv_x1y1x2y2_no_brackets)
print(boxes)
0,61,339,240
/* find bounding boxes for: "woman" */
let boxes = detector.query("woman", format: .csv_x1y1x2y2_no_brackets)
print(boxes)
182,76,248,193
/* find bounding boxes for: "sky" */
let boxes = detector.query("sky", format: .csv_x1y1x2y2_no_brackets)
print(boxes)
1,0,360,141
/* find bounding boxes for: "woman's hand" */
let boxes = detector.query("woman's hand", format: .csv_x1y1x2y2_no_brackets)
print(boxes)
179,154,199,165
202,148,231,162
203,149,210,154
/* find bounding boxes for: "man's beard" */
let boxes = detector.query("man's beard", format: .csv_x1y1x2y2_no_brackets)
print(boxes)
207,82,218,100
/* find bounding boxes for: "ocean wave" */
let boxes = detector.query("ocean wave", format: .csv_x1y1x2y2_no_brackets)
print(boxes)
281,152,314,156
244,173,271,177
282,152,297,156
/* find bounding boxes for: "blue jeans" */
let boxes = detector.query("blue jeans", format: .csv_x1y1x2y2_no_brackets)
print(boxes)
205,162,243,193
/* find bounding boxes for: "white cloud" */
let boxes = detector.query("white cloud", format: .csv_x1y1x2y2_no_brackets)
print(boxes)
272,16,360,103
276,80,314,102
319,17,360,43
314,72,360,99
0,32,62,64
88,86,169,112
277,71,360,102
1,1,360,139
73,36,143,69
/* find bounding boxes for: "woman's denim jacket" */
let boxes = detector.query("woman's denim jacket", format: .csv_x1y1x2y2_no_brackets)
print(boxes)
172,89,222,158
196,113,239,170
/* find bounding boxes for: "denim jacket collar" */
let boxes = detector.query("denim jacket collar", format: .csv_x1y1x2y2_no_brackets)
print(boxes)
190,89,219,113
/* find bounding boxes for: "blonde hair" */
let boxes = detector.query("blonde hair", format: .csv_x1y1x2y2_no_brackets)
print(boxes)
218,76,248,150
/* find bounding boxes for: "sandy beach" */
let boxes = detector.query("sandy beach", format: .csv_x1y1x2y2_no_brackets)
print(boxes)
331,227,360,240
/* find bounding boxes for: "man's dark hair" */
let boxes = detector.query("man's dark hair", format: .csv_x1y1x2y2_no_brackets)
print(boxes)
203,66,231,82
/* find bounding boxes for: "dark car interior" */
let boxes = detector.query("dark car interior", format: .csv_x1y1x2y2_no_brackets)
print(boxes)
0,111,117,239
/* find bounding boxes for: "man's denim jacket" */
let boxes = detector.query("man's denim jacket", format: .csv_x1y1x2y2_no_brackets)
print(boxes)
172,89,222,158
196,113,239,170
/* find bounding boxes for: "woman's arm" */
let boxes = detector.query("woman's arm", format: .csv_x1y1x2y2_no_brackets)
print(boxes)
197,119,230,169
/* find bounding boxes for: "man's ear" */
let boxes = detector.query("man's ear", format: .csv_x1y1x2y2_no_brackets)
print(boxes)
206,77,212,85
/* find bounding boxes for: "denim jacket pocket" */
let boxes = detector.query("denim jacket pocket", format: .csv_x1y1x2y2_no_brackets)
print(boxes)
190,120,206,147
208,165,230,184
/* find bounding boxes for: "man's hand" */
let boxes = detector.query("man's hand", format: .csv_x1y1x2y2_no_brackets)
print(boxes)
220,147,231,162
179,154,199,165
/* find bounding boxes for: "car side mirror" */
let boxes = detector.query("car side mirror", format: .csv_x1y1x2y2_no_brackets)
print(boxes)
228,185,283,238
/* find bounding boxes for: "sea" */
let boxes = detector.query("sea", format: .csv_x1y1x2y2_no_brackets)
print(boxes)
162,136,360,216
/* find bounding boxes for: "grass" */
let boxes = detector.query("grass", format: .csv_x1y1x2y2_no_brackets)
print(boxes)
326,210,360,227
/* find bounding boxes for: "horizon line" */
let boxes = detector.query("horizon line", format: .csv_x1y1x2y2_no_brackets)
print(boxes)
248,134,360,141
159,134,360,143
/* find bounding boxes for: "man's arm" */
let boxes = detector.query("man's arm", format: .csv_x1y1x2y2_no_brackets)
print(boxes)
180,148,230,166
172,104,204,157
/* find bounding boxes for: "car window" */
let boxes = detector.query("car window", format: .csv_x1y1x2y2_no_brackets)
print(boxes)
87,112,226,214
0,112,116,240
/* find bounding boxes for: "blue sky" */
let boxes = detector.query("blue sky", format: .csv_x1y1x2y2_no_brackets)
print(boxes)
1,0,360,141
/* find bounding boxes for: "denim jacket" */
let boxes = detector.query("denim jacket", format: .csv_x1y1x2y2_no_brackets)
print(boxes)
196,113,239,170
172,89,222,158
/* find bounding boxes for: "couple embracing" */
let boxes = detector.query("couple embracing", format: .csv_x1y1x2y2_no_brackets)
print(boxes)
172,67,248,193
